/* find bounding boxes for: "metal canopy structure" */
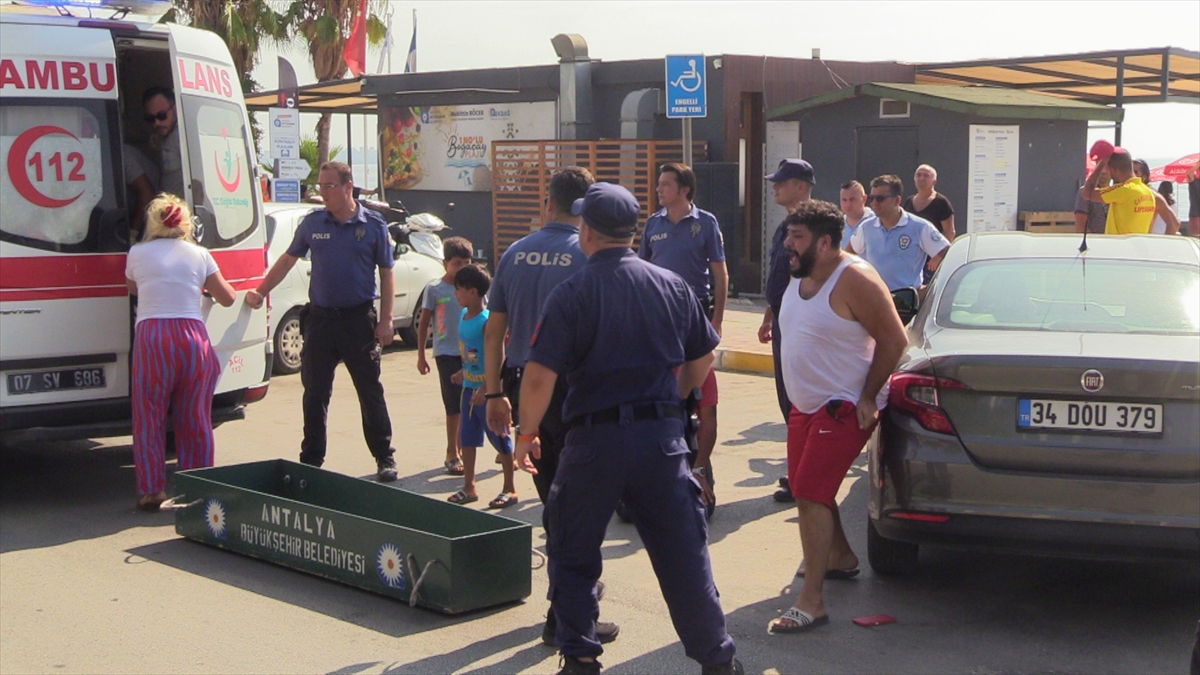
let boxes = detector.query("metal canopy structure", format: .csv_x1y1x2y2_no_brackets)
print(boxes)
244,77,375,114
766,82,1126,122
915,47,1200,106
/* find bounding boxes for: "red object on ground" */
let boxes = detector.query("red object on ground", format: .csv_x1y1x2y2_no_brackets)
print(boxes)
1089,139,1115,161
853,615,898,627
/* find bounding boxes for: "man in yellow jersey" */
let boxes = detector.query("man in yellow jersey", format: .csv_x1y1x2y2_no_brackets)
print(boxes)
1082,150,1156,234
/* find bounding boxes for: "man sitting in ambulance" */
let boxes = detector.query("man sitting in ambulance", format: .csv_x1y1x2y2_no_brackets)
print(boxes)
142,86,183,199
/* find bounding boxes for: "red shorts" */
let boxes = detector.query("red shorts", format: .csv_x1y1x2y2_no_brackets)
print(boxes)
700,367,718,408
787,401,874,509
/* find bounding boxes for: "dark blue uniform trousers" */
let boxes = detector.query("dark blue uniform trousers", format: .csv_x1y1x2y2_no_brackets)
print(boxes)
299,304,393,464
546,415,736,665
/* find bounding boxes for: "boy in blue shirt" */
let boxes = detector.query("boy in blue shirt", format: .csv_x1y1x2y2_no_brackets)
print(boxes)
416,237,475,476
449,264,517,508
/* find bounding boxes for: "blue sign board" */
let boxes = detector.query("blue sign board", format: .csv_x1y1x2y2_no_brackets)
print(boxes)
665,54,707,119
273,179,302,203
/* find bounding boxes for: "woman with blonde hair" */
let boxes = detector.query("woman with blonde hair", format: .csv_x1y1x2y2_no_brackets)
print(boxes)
125,194,236,511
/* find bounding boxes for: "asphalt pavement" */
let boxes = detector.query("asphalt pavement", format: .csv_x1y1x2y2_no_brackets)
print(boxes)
1,332,1197,674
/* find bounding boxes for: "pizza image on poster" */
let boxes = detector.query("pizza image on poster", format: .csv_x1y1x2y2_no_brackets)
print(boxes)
382,106,423,190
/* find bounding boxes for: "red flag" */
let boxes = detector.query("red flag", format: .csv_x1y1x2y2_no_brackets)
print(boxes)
344,0,368,77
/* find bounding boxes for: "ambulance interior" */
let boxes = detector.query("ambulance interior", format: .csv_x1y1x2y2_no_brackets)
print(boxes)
115,36,172,238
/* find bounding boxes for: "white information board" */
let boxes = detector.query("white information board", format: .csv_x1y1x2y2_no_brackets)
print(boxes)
967,125,1020,233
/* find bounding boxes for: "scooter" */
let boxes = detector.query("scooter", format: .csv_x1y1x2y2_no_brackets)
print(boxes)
357,197,448,261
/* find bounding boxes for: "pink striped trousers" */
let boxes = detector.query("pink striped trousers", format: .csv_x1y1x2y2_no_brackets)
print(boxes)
131,318,222,495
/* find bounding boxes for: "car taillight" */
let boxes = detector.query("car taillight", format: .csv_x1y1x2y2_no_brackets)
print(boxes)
887,372,967,435
243,383,269,404
886,511,950,523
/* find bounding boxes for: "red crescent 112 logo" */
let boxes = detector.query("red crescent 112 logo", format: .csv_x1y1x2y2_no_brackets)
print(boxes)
6,125,87,208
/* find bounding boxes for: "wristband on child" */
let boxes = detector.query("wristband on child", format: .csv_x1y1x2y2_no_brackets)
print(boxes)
516,433,538,443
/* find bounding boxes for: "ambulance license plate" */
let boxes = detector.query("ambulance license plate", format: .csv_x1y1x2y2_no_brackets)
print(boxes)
7,367,106,395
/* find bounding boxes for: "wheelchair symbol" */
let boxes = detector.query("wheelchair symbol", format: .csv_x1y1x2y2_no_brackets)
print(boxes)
671,59,703,93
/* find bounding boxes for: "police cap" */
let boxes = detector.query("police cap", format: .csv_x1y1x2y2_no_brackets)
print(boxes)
765,158,816,185
571,182,640,237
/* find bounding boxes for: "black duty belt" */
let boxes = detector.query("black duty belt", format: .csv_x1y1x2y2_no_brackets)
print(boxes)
308,301,373,317
567,402,686,429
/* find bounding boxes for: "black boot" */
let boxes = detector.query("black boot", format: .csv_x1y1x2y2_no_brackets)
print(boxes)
543,609,620,646
557,655,602,675
701,657,744,675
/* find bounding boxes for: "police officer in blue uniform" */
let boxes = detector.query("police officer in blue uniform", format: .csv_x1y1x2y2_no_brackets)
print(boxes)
513,183,741,675
640,162,728,510
482,167,620,646
247,162,398,481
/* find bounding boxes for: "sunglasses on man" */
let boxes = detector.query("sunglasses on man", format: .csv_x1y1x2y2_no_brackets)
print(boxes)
144,106,174,123
868,194,895,204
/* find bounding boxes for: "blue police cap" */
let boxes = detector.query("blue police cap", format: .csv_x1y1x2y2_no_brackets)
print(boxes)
571,182,640,237
765,158,816,185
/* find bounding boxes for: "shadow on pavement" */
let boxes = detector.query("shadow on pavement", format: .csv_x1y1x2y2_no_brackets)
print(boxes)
126,537,528,640
721,421,786,447
0,439,176,554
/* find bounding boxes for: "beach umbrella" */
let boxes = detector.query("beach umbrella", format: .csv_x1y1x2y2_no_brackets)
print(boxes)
1150,153,1200,183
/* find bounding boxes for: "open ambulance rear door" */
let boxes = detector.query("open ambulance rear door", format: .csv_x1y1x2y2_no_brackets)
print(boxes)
165,24,269,404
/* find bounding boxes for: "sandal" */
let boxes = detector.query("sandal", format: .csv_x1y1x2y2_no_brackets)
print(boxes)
444,459,465,476
769,607,829,634
136,493,167,512
447,490,478,505
487,492,518,509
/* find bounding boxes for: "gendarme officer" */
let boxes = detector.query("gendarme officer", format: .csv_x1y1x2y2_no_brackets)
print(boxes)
247,162,398,481
513,182,741,675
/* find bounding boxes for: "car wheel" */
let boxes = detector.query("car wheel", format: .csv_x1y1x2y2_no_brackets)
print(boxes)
397,323,420,348
273,308,304,375
867,518,919,575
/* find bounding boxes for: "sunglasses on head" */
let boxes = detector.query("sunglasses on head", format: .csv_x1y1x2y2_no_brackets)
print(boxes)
144,107,173,123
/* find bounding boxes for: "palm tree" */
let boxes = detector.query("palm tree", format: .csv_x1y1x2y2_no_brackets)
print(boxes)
281,0,385,167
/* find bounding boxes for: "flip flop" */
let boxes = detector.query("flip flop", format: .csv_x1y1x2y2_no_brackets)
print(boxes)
136,494,167,512
488,492,518,509
444,459,465,476
769,607,830,634
796,567,861,580
448,490,478,505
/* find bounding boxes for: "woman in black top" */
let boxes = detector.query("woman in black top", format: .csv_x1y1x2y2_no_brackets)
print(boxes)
904,164,955,241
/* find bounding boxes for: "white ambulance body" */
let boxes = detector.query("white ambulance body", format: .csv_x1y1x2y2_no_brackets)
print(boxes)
0,2,270,444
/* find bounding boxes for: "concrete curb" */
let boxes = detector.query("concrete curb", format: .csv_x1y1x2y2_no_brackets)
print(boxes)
714,348,774,376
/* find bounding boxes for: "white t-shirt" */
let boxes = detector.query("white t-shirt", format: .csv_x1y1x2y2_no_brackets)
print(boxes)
126,238,218,323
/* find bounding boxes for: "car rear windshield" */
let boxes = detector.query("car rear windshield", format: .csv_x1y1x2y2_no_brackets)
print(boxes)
937,258,1200,334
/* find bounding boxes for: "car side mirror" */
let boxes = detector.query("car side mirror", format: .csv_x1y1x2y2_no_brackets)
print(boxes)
891,287,919,325
395,242,410,258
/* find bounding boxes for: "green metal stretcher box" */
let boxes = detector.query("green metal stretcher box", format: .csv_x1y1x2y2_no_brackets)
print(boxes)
173,459,532,614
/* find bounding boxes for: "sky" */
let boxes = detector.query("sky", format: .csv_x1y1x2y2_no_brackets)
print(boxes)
253,0,1200,186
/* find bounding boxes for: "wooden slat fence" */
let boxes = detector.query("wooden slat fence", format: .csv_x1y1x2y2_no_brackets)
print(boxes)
491,140,706,260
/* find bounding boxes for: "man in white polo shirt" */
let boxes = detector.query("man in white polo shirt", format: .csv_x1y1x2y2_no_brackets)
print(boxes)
848,174,949,295
839,180,872,250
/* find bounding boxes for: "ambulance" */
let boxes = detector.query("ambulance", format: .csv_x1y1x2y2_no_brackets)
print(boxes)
0,1,270,445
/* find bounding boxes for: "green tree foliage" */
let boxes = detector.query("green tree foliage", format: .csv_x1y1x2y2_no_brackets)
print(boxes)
167,1,289,153
280,0,386,168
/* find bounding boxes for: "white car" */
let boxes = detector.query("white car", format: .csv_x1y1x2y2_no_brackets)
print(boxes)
263,203,444,374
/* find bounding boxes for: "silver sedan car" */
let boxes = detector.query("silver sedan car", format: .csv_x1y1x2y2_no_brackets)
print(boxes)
868,233,1200,574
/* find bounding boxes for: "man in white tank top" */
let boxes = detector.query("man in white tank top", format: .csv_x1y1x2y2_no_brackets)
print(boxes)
769,201,907,634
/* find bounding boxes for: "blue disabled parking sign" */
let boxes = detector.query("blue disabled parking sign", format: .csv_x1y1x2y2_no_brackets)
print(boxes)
665,54,706,119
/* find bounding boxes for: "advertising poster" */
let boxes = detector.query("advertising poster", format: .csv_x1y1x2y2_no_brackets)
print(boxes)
381,102,556,192
967,124,1020,233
